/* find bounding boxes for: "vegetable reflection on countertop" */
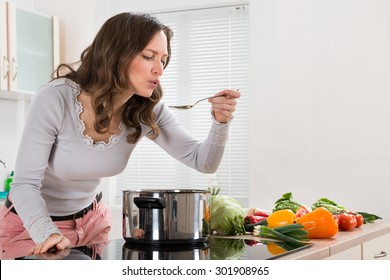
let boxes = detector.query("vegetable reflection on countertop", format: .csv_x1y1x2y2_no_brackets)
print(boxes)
208,237,245,260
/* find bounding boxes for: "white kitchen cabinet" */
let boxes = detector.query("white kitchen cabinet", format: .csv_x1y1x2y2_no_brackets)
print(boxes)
363,233,390,260
0,3,8,91
0,2,59,97
324,245,362,260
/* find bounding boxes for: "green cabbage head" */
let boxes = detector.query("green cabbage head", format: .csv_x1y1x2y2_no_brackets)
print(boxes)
210,195,246,235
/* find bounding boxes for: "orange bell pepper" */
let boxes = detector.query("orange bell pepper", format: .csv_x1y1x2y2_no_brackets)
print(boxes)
296,207,338,238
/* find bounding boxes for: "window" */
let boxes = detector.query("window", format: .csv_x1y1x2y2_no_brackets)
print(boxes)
112,5,249,206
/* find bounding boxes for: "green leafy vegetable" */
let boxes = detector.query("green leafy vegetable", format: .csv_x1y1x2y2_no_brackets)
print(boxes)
357,212,382,223
311,198,346,214
210,195,246,235
209,186,220,196
253,224,309,246
273,192,303,213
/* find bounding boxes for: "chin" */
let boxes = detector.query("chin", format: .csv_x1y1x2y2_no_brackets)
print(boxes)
136,91,154,98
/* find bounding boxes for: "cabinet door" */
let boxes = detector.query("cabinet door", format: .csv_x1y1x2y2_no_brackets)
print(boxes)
9,5,54,93
7,3,16,91
363,233,390,260
325,245,362,260
0,3,8,91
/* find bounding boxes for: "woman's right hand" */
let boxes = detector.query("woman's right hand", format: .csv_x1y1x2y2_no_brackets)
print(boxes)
36,247,71,260
31,233,71,255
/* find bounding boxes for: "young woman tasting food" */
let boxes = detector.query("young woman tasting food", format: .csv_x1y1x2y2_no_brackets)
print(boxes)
0,12,240,257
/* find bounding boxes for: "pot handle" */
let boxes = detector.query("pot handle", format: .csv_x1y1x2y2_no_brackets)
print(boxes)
134,197,166,209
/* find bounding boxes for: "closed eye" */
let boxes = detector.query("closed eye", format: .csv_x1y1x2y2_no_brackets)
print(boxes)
142,54,168,67
142,55,153,61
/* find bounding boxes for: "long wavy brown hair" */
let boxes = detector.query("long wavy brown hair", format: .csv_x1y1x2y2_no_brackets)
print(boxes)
52,13,173,144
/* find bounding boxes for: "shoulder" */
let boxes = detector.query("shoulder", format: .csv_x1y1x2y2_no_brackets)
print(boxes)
153,101,165,115
152,101,179,129
32,78,78,107
153,101,172,121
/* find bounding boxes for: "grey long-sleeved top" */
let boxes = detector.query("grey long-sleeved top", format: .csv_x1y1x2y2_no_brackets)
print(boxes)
9,78,230,244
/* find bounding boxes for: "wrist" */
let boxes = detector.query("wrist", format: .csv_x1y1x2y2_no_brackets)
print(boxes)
210,109,233,124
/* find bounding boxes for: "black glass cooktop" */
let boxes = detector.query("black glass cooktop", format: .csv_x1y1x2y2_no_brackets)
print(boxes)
13,237,312,260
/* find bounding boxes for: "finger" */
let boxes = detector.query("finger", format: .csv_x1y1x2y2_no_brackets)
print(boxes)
209,97,237,108
27,246,35,256
42,247,71,259
35,234,64,254
213,109,235,119
212,101,237,113
215,110,234,119
32,245,42,255
209,89,240,100
40,239,61,254
212,105,235,117
56,236,71,250
220,89,240,99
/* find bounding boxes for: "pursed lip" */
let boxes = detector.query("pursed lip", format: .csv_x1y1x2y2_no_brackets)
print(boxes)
149,80,160,87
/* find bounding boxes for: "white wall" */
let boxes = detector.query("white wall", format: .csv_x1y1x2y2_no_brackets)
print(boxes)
249,0,390,220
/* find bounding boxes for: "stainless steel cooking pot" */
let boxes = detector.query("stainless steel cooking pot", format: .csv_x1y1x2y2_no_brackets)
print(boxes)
123,189,210,245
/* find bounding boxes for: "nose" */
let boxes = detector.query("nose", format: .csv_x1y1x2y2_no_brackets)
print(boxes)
152,61,164,75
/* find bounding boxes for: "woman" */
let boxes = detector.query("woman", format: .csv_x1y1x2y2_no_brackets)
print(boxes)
0,12,240,257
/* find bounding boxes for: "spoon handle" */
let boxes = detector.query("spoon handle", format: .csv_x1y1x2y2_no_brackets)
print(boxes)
168,90,238,110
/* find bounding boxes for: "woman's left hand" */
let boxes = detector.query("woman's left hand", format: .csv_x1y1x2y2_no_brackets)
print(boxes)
209,89,240,123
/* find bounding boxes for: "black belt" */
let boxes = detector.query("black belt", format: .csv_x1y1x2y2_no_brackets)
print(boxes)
5,192,102,221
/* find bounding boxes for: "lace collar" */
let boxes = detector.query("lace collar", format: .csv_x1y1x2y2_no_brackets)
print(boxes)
71,82,126,151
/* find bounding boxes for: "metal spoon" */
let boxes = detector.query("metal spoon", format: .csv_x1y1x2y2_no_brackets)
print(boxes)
168,91,238,110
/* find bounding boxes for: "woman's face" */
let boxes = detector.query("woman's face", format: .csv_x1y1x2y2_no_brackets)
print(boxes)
127,30,169,98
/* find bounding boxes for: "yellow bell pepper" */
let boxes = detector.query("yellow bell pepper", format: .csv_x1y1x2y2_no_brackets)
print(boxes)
267,209,296,228
267,242,287,255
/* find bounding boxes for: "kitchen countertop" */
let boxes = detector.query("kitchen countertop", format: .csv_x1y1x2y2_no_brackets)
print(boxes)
277,220,390,259
2,221,389,260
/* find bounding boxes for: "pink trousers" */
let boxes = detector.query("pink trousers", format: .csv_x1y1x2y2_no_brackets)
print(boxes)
0,197,112,259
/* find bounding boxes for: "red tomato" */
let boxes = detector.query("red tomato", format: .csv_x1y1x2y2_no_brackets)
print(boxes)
295,206,310,218
332,214,340,227
338,212,357,231
355,213,364,228
347,211,364,228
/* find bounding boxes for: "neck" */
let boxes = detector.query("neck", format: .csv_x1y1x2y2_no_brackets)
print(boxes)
81,90,134,117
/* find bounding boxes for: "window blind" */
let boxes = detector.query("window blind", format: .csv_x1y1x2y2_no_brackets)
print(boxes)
113,5,249,206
